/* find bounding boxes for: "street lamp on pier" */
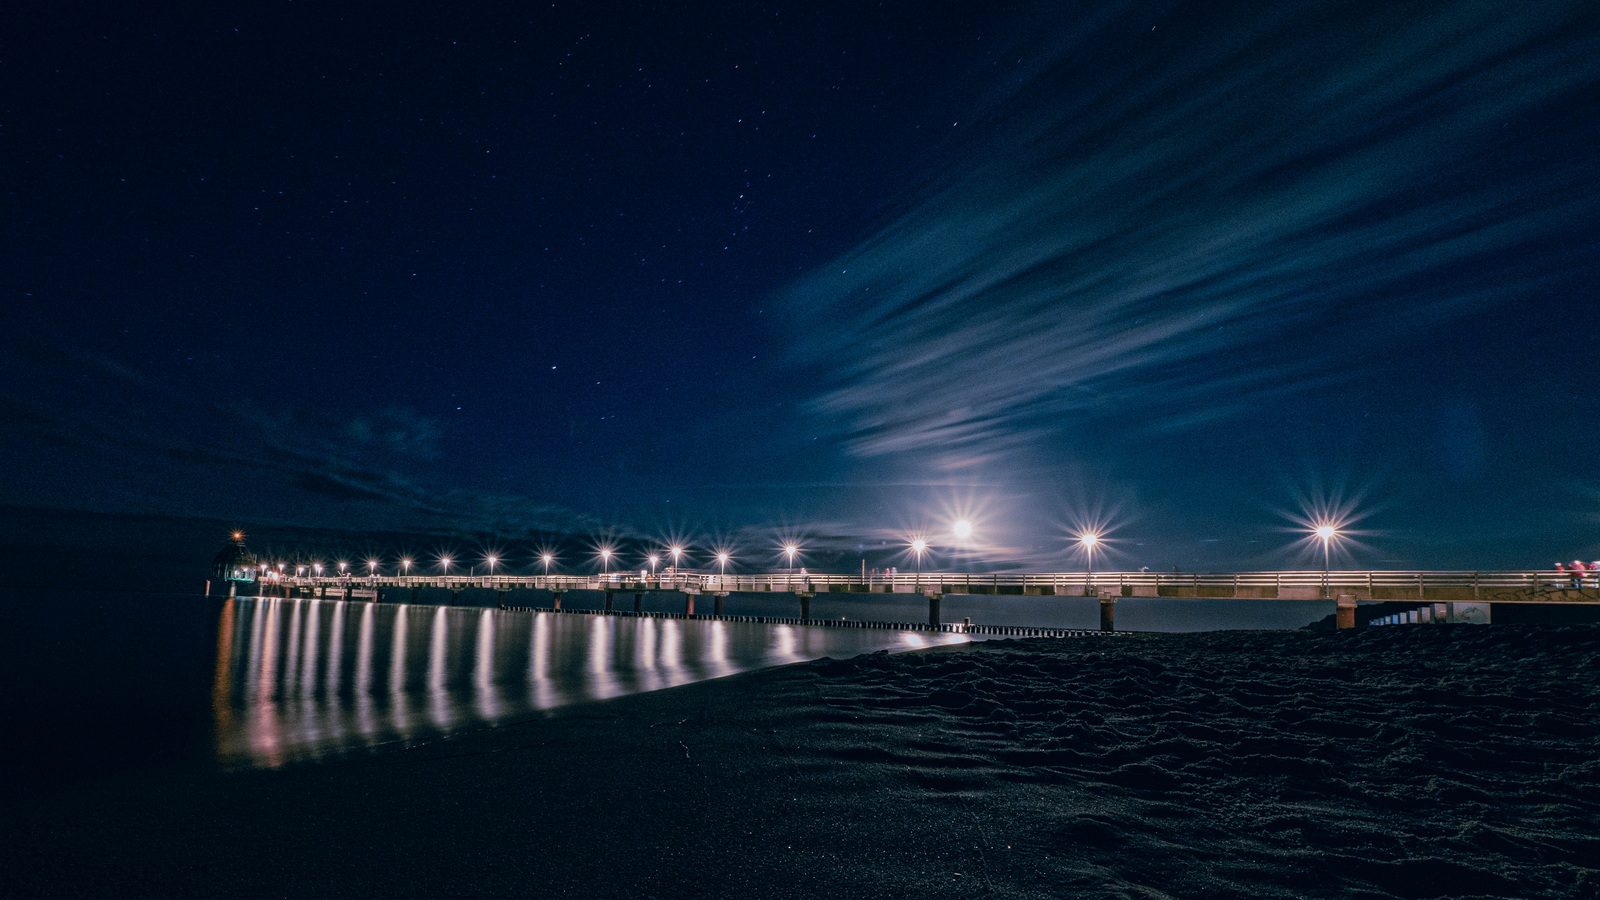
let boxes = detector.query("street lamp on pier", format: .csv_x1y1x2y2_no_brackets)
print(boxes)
1314,524,1338,598
1077,532,1100,594
910,539,928,590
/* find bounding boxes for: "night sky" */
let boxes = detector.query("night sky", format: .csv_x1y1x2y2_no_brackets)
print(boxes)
5,0,1599,573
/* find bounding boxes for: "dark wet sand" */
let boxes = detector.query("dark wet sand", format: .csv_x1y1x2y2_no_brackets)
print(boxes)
6,625,1598,899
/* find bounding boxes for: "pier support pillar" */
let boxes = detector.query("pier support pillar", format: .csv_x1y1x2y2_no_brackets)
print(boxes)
927,593,942,628
496,590,508,610
800,594,811,622
551,591,563,611
604,591,614,613
713,594,724,617
634,592,644,614
410,587,421,604
684,592,696,616
449,588,463,607
1336,593,1357,630
1098,589,1117,632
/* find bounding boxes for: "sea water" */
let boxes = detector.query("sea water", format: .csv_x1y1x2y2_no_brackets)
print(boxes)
0,588,1327,785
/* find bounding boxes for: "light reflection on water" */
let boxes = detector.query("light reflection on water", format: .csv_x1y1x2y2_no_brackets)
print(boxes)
213,596,964,770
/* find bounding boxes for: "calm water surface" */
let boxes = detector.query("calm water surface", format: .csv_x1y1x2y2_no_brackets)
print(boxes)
213,596,965,770
0,591,964,780
2,587,1325,785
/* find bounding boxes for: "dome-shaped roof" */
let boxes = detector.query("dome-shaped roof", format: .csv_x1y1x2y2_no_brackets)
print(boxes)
212,532,257,580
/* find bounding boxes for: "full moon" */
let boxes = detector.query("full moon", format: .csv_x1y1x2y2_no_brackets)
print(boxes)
953,519,973,539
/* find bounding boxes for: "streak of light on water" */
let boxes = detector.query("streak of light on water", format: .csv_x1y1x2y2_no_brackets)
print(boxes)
212,596,964,770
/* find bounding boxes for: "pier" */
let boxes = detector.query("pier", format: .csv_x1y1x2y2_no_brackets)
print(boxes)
247,569,1599,630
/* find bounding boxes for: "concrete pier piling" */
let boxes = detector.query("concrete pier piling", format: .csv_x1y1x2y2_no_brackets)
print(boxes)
1336,593,1357,630
1098,589,1117,632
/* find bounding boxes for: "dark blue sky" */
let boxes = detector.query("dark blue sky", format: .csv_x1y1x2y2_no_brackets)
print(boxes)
5,0,1598,572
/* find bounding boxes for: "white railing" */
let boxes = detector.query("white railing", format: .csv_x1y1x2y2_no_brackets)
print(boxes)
274,569,1600,599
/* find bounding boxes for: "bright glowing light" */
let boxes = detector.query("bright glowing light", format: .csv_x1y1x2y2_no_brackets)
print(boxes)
401,558,412,573
440,556,452,573
367,559,378,573
338,561,348,573
231,531,243,541
314,563,323,575
952,519,972,539
1314,525,1337,541
486,555,499,573
1078,533,1100,549
783,543,799,566
910,539,927,554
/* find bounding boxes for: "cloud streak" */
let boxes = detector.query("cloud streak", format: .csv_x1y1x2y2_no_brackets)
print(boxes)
783,1,1599,468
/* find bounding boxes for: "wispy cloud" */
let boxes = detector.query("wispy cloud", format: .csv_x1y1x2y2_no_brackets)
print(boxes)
783,1,1598,469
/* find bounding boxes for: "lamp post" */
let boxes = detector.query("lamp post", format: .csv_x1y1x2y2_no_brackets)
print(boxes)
486,555,498,577
541,553,554,575
648,555,659,578
783,543,799,573
911,539,927,591
1315,524,1337,598
401,558,412,577
716,552,730,576
600,548,612,577
1078,533,1099,595
440,556,452,577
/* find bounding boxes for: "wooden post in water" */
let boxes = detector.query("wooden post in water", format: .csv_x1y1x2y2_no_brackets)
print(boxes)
634,592,644,614
1098,589,1117,632
1336,593,1358,630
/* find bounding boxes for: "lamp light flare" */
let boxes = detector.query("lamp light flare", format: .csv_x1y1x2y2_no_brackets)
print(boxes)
952,519,972,539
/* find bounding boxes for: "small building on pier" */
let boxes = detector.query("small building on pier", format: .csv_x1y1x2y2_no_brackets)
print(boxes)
211,532,257,592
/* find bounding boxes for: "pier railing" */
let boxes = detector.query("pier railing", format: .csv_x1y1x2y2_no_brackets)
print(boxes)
273,570,1600,604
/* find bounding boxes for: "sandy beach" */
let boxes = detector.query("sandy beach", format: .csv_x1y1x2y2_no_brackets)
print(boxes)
6,624,1598,899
